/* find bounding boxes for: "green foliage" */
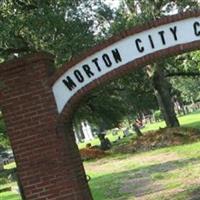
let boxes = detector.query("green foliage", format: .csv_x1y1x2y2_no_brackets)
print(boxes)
0,0,96,65
74,68,157,130
153,110,164,121
171,77,200,103
168,51,200,103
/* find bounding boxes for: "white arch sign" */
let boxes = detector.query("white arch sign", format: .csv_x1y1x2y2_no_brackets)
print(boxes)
52,16,200,113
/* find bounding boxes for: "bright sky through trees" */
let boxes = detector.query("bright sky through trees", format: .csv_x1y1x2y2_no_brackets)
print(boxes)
105,0,120,9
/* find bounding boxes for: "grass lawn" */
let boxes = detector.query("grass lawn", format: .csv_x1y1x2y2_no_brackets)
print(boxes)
82,111,200,199
0,162,21,200
1,111,200,200
85,141,200,200
0,192,21,200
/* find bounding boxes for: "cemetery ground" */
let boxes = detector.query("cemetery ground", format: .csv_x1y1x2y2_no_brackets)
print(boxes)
0,111,200,200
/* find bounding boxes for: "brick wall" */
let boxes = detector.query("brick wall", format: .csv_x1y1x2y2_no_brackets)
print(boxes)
0,53,93,200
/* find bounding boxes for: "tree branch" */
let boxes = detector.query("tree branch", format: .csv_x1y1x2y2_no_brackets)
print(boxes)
14,0,37,10
0,47,33,54
166,72,200,77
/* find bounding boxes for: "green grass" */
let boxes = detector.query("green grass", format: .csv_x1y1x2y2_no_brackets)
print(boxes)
0,192,21,200
83,111,200,199
4,162,16,170
141,110,200,132
85,141,200,200
0,162,21,200
1,111,200,200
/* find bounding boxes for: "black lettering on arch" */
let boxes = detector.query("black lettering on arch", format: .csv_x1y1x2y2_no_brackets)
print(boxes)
112,48,122,63
194,21,200,36
74,70,84,83
135,38,144,52
63,76,77,91
82,64,94,78
158,31,166,45
170,26,178,41
102,54,112,67
148,35,155,49
92,58,102,72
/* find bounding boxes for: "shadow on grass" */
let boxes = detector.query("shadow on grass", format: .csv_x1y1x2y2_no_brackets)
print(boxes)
183,122,200,130
166,185,200,200
89,156,200,200
188,186,200,200
0,168,16,185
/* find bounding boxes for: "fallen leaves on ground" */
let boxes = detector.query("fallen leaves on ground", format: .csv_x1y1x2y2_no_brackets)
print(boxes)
113,127,200,153
80,147,108,160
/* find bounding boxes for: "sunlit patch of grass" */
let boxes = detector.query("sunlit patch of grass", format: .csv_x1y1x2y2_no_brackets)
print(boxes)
4,162,16,170
165,181,183,190
0,192,21,200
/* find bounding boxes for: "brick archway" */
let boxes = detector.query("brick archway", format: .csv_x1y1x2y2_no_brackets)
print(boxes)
0,11,200,200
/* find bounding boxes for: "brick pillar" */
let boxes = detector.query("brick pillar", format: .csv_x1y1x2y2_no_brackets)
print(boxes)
0,53,93,200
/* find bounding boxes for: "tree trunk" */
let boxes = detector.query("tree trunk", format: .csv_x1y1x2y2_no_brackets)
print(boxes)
147,63,180,127
133,123,143,137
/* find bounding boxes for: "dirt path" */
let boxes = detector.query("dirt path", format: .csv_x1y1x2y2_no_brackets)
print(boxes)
118,152,181,200
118,153,200,200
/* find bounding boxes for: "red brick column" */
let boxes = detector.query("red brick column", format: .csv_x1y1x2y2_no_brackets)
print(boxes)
0,53,93,200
